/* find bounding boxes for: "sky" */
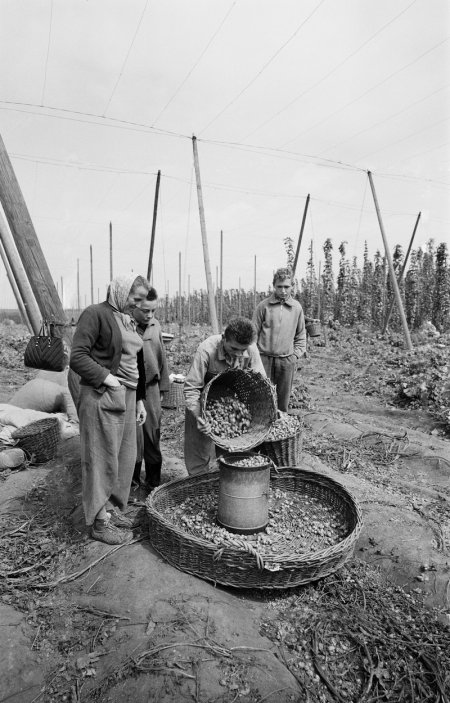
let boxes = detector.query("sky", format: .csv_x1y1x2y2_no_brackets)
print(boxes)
0,0,449,310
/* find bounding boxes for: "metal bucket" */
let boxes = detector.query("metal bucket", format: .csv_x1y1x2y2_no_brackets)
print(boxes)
217,452,271,534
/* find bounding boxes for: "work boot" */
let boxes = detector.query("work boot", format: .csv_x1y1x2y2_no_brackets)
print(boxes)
109,506,142,528
90,514,133,545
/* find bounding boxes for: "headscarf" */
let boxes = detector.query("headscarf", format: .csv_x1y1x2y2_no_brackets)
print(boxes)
107,275,137,330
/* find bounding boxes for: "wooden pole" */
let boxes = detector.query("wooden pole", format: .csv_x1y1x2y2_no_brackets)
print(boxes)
0,206,41,332
292,193,310,278
367,172,412,350
253,255,257,310
188,274,191,327
219,230,223,329
90,245,94,305
0,238,32,331
192,136,219,333
147,169,161,281
0,132,68,335
382,212,421,334
238,277,241,316
77,258,80,311
178,251,182,334
109,221,113,281
317,260,321,320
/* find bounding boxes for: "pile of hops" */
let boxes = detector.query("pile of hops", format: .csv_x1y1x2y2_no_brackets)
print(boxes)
227,454,267,468
204,395,252,439
163,487,348,554
266,411,301,441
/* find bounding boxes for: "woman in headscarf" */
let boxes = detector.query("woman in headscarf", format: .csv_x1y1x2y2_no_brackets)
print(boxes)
70,275,149,544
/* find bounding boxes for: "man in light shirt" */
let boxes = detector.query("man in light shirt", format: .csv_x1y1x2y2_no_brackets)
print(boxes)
183,317,265,476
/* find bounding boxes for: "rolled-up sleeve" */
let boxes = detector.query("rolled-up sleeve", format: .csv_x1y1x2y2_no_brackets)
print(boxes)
248,343,266,376
183,347,211,416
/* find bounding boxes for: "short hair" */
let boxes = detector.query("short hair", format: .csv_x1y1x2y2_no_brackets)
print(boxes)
224,317,256,345
146,286,158,301
273,267,293,286
131,275,150,294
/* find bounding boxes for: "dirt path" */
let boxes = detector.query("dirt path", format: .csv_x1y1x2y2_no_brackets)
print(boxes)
1,332,449,702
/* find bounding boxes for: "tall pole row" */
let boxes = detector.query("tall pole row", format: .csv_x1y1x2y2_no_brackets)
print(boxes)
0,132,68,335
0,206,41,332
0,237,32,331
367,172,412,351
192,136,219,334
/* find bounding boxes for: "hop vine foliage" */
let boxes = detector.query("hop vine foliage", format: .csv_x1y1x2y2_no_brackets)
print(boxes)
156,238,449,333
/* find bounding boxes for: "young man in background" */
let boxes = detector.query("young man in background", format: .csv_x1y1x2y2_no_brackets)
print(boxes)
253,267,306,412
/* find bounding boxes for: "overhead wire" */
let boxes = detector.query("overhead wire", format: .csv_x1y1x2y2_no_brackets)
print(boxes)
41,0,54,105
152,1,237,127
102,0,150,116
199,0,326,135
354,114,450,164
317,82,450,156
283,38,450,151
352,173,369,258
241,0,419,142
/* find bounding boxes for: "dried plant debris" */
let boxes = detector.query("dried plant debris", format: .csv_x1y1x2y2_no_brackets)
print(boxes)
260,560,450,703
0,470,86,603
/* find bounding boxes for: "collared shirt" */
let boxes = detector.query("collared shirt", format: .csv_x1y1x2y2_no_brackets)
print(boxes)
253,293,306,358
184,334,266,416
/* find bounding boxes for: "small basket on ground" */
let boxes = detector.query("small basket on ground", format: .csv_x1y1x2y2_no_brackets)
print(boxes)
306,319,321,337
200,367,277,452
260,415,303,466
11,417,60,464
161,380,185,410
146,467,363,589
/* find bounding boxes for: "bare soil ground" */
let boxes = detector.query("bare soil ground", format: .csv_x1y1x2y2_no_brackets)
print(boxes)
0,323,449,703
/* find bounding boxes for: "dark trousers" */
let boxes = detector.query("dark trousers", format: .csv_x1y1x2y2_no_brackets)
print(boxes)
133,425,162,488
261,354,297,412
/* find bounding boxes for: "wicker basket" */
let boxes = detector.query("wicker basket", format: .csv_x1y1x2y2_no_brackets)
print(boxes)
200,368,277,452
161,381,185,410
11,417,60,464
260,423,303,467
306,319,321,337
146,467,363,589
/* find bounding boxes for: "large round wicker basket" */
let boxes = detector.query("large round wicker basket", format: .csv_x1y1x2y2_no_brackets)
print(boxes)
200,368,277,452
11,417,60,464
146,467,362,589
